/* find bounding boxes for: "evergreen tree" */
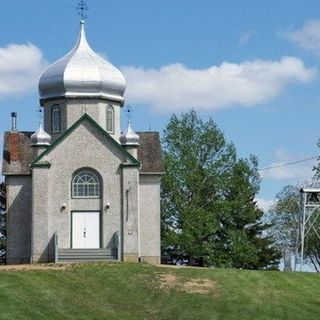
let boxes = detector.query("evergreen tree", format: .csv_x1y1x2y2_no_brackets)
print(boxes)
161,110,280,269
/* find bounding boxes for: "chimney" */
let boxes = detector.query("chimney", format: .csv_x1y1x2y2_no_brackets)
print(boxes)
8,133,20,162
11,112,17,131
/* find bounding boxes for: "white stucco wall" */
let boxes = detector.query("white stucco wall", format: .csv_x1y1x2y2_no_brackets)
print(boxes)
31,118,139,262
31,167,50,262
122,167,139,261
6,175,32,264
43,98,121,142
139,174,161,263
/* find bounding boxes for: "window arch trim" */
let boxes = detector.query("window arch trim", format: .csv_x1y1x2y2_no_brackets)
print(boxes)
51,104,61,134
71,169,101,199
106,105,114,134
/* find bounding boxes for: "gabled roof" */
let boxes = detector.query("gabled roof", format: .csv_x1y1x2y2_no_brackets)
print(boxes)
137,132,165,173
31,113,140,167
2,115,164,176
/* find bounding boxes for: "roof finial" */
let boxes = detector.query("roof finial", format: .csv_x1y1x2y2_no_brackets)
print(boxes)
120,122,140,146
31,120,51,147
77,0,89,22
124,105,133,124
37,106,43,123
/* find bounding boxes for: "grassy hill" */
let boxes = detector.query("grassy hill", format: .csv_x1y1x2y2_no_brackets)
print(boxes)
0,262,319,320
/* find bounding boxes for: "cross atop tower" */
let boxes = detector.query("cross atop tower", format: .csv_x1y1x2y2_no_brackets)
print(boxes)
124,105,134,123
77,0,89,21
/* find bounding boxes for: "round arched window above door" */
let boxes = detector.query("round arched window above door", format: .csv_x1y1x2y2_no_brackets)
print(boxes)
72,170,101,198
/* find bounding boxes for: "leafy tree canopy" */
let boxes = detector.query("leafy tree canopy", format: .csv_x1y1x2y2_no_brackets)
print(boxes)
268,185,300,252
161,110,280,269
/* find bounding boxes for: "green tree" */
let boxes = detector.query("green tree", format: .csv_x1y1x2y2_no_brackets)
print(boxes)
268,185,300,253
310,148,320,271
0,182,6,264
305,222,320,272
267,185,299,271
161,110,280,269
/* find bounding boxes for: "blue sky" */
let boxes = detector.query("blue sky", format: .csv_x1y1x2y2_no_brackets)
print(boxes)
1,0,320,209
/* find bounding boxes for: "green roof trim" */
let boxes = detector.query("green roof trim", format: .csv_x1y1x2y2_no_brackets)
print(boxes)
120,163,141,168
30,113,140,168
31,144,51,148
31,161,51,168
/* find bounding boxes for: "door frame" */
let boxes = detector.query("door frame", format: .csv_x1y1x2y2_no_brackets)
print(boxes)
70,210,102,249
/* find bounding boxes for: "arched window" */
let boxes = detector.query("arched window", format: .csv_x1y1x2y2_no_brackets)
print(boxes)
106,105,114,133
72,170,101,198
51,105,61,133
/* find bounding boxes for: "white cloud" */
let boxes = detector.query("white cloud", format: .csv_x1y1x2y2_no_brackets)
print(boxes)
281,20,320,55
122,57,316,112
238,30,256,45
0,43,48,97
260,149,316,181
255,197,275,212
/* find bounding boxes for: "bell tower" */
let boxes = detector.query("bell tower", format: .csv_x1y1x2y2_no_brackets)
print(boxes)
38,20,126,142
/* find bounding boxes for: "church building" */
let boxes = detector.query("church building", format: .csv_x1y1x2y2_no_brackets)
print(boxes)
2,21,164,264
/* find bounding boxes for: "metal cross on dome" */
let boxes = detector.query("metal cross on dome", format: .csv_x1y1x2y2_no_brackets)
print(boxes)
36,106,43,122
124,105,134,122
77,0,89,20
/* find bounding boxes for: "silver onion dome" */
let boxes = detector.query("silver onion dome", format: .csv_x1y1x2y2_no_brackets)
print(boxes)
120,122,139,146
31,122,51,146
38,21,126,105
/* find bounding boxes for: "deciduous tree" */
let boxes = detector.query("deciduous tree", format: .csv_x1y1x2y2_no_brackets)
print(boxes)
268,185,300,253
161,110,280,269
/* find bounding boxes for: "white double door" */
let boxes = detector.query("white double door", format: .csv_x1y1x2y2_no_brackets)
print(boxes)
72,212,100,249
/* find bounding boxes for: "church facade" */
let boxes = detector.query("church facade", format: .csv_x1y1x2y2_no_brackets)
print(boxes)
2,21,164,264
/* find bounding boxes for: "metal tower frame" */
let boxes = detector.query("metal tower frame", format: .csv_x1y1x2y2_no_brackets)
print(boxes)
298,186,320,271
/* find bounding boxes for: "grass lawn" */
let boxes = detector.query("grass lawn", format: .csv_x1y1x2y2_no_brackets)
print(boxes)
0,262,318,320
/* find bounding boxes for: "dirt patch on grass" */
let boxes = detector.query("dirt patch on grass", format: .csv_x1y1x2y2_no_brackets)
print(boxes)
0,264,69,271
159,273,218,295
160,273,177,287
183,278,217,294
156,264,207,270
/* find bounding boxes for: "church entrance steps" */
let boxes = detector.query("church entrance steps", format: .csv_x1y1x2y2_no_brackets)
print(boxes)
58,248,118,263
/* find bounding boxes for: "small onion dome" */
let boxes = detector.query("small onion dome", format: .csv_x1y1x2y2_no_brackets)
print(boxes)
120,122,139,146
31,122,51,146
38,20,126,105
